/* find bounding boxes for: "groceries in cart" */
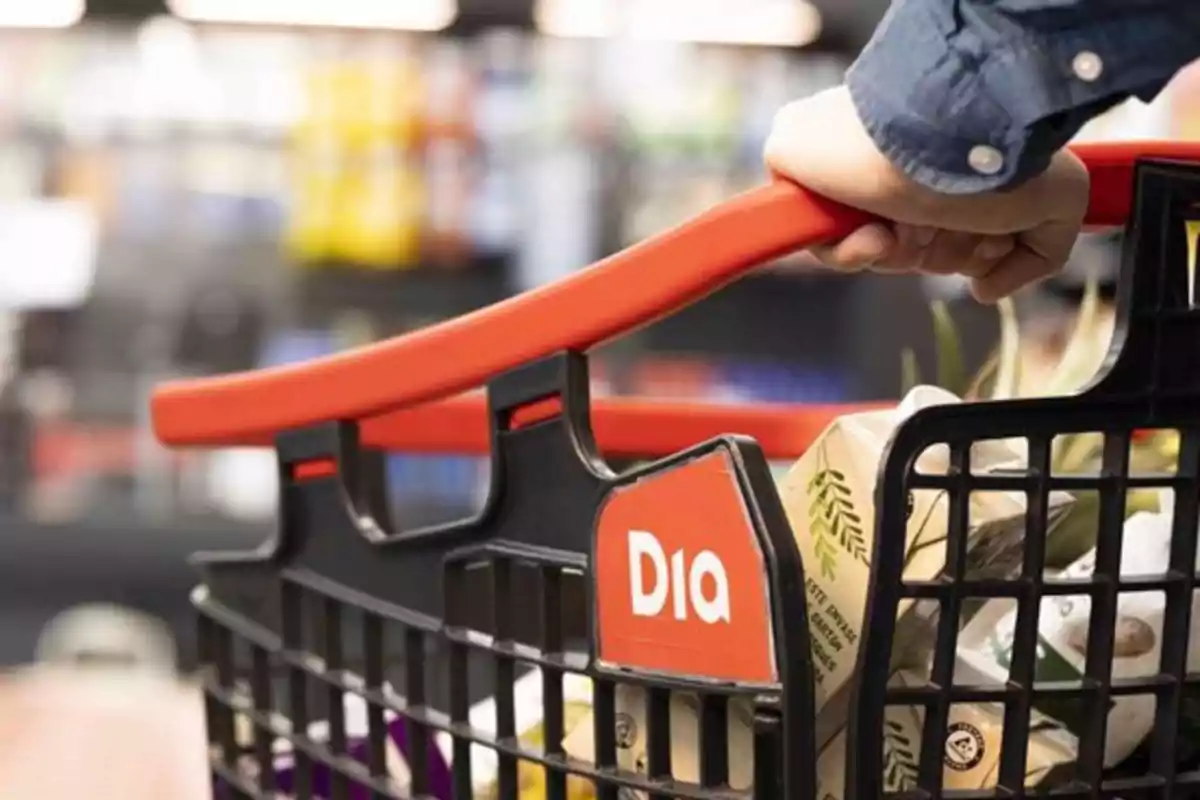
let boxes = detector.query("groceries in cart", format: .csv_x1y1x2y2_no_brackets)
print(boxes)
560,392,1192,799
230,664,597,799
959,504,1197,770
238,374,1194,799
561,383,1084,798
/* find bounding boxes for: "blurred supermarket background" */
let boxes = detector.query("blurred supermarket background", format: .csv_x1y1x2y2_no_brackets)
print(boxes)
1,0,1199,666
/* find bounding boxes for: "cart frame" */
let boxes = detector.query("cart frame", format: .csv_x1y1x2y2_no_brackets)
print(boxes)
153,141,1200,799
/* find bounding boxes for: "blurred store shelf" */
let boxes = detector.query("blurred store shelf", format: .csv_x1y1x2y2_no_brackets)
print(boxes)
0,512,267,666
0,10,1196,537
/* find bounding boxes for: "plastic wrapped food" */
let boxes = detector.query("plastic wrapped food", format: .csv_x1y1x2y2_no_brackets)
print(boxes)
959,503,1200,768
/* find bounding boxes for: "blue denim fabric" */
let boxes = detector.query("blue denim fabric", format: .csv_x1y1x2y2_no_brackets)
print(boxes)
846,0,1200,193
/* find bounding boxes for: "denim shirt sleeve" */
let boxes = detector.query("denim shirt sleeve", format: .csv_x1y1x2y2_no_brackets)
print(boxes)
846,0,1200,194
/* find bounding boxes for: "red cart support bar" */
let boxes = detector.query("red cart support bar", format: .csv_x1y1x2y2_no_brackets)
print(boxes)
355,394,872,460
151,141,1200,457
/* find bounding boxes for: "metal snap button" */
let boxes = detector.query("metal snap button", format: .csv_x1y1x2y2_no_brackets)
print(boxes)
1072,50,1103,82
968,144,1005,176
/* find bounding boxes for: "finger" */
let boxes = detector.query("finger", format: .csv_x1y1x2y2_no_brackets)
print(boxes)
969,250,1051,303
913,230,988,276
964,236,1017,276
810,223,895,270
919,233,1016,277
809,244,862,271
868,224,934,273
970,219,1078,302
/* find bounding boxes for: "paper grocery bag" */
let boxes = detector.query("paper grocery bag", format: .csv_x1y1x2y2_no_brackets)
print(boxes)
814,671,1076,799
776,386,1074,749
561,672,1077,800
959,502,1200,769
561,684,755,799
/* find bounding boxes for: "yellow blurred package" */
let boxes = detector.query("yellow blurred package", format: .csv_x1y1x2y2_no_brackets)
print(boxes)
468,670,596,799
332,141,424,269
284,131,346,264
284,62,349,265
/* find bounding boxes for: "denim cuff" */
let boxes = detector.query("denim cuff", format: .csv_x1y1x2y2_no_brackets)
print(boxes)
845,0,1191,194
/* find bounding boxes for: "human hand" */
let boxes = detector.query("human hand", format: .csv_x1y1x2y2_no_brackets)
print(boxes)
764,85,1090,303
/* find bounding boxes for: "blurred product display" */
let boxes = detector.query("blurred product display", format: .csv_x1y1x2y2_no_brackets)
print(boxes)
0,15,1194,647
0,20,870,531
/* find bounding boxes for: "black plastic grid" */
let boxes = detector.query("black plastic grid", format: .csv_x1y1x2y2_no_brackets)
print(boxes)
192,159,1200,800
191,352,814,800
849,160,1200,800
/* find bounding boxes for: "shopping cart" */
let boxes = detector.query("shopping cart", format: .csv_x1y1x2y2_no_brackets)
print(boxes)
152,141,1200,800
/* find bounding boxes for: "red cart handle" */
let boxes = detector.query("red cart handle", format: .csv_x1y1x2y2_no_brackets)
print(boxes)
151,141,1200,457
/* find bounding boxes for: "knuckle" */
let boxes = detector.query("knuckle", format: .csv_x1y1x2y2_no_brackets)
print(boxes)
762,100,808,168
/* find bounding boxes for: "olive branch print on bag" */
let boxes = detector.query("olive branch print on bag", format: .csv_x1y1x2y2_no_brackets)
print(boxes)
806,443,869,580
882,718,919,791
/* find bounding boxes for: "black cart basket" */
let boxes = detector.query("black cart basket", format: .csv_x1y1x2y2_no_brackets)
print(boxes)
152,142,1200,800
